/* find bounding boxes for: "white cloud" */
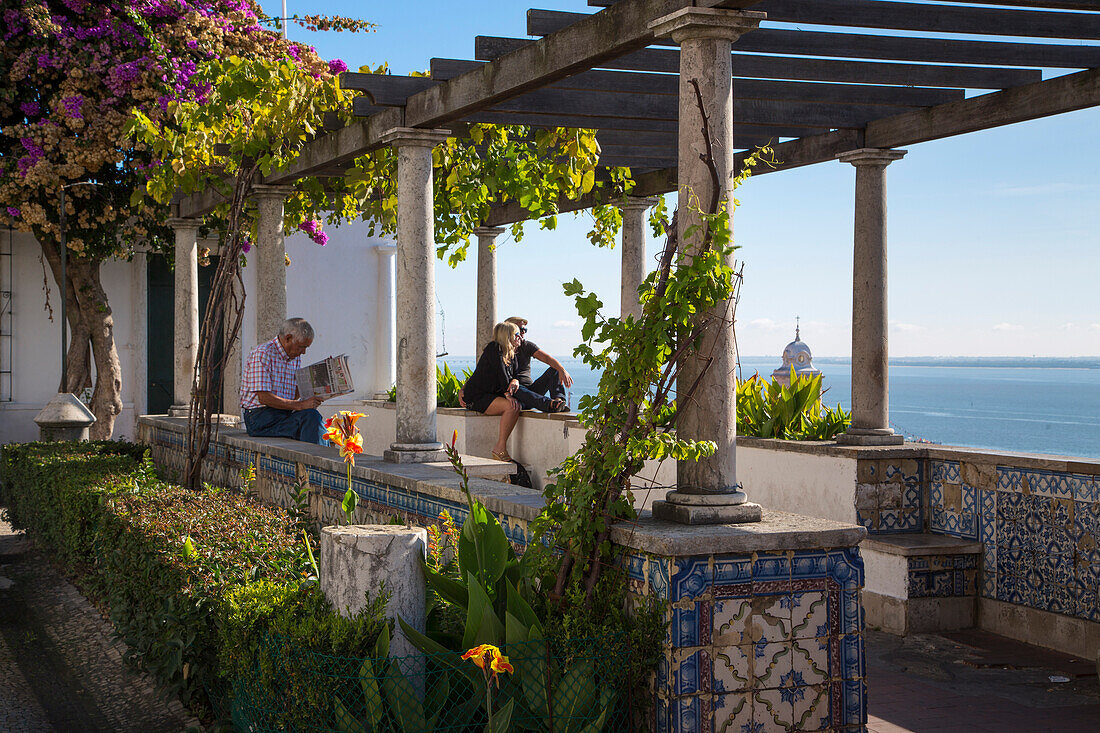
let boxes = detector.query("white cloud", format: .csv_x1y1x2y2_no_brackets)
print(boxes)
1058,322,1077,331
748,318,781,330
552,319,577,328
890,320,925,333
992,322,1024,332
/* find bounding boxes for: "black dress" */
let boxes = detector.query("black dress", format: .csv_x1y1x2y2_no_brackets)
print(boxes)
462,342,514,413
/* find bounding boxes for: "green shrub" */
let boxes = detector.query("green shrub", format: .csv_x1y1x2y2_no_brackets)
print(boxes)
737,370,851,440
386,362,473,409
0,441,386,720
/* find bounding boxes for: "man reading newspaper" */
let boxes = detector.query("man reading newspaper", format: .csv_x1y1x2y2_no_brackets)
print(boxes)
240,318,326,444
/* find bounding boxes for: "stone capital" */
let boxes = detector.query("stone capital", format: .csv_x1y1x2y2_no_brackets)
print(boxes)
373,242,397,257
472,225,506,239
251,184,295,201
379,127,451,149
648,8,765,44
166,217,201,233
619,196,659,212
837,148,907,168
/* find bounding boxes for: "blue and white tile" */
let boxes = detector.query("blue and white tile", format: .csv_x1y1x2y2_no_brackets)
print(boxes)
840,679,867,726
754,688,794,729
671,604,701,647
672,649,708,696
713,598,753,646
753,552,791,583
996,467,1021,491
790,550,829,581
839,589,862,635
671,557,713,600
791,636,830,686
715,556,753,586
713,644,752,693
648,556,672,599
753,641,793,690
828,549,864,590
929,481,944,507
714,692,752,733
789,591,829,640
1072,474,1098,504
670,696,700,733
792,685,831,732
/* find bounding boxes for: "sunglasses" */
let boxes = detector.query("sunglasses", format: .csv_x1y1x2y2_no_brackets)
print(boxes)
519,327,527,334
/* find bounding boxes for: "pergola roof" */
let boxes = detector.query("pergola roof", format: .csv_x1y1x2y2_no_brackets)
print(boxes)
178,0,1100,223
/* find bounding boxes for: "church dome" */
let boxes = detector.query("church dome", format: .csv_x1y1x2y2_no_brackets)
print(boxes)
771,319,821,385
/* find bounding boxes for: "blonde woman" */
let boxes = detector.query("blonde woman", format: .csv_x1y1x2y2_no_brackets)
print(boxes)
461,321,523,461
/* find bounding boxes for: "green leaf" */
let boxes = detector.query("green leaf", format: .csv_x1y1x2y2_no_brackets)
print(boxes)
333,698,367,733
488,698,515,733
357,657,384,731
461,571,504,649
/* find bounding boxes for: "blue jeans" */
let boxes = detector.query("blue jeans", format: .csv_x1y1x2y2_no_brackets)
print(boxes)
513,367,567,412
243,406,324,444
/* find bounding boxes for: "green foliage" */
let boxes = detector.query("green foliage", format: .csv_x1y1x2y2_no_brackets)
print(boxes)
385,363,473,409
221,581,388,730
737,370,851,440
0,441,385,720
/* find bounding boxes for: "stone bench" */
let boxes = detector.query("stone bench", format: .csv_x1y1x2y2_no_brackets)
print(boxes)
862,533,983,635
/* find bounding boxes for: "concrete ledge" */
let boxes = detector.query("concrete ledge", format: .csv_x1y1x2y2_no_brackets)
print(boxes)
979,597,1100,660
863,533,983,557
864,590,976,635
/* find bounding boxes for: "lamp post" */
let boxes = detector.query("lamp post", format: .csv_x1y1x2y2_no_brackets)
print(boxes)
33,182,98,441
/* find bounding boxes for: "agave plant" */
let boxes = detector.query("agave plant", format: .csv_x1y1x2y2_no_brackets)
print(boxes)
737,369,850,440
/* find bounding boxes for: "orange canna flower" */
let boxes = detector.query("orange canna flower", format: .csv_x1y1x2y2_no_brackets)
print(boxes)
338,432,363,462
451,429,458,449
326,410,366,464
462,643,513,681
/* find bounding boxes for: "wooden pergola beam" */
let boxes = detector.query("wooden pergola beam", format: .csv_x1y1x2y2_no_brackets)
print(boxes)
475,36,1042,89
590,0,1100,40
427,59,965,107
529,10,1100,67
866,66,1100,147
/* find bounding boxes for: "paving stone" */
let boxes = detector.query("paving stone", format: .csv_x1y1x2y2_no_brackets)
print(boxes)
0,514,198,732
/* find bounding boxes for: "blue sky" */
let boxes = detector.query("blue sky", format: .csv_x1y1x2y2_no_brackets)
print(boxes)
261,0,1100,358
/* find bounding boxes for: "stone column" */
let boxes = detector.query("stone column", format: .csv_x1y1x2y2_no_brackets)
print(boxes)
379,128,450,463
837,148,907,446
320,525,427,662
473,226,504,355
167,218,200,416
252,185,294,343
649,8,764,525
374,243,397,399
619,197,657,320
129,249,149,419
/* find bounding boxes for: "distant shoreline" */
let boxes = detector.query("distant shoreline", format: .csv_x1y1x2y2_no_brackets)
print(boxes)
440,356,1100,369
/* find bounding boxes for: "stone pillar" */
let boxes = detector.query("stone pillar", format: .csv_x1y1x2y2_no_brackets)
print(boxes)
130,249,149,419
619,197,657,320
473,226,504,355
320,525,427,662
167,218,200,416
34,393,96,441
253,185,294,343
379,128,450,463
837,148,907,445
374,243,397,399
649,8,764,525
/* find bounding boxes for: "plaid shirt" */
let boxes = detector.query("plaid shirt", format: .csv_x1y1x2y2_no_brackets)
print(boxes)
240,337,300,409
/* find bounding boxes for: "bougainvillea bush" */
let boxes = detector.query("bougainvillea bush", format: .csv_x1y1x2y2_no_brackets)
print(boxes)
0,0,355,437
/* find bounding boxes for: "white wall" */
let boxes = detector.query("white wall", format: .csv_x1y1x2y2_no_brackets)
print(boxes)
736,445,858,524
0,232,146,443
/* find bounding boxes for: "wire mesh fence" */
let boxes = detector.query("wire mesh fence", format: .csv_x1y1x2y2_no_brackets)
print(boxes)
222,633,636,732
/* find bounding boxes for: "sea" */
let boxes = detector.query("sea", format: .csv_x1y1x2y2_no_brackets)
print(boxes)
438,355,1100,460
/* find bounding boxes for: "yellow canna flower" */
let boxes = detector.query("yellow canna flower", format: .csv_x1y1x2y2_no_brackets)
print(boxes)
462,643,513,681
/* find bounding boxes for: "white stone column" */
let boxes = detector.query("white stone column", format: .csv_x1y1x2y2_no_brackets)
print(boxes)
167,218,200,416
252,185,294,343
380,127,450,463
320,525,427,662
129,249,149,419
373,243,397,399
649,8,764,525
473,226,504,355
837,148,907,446
619,197,657,320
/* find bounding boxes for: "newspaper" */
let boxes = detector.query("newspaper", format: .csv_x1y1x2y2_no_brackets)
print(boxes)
296,354,354,400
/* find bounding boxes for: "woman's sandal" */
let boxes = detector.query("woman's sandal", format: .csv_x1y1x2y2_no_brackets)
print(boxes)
491,449,512,462
548,398,570,413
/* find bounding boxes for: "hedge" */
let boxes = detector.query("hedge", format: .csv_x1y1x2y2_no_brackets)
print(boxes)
0,441,386,720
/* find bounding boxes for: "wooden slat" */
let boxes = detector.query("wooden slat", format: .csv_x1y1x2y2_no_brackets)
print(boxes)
590,0,1100,40
439,87,917,128
263,107,405,185
530,10,1100,67
402,0,729,129
342,74,438,105
866,66,1100,146
475,36,1043,89
431,59,964,106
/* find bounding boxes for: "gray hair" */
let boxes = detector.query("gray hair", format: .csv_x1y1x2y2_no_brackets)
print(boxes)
279,317,314,341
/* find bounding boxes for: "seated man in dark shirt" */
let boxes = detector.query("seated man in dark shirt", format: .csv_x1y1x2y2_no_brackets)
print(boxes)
504,316,573,413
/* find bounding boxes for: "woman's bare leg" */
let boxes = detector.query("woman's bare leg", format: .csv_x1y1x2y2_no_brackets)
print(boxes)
483,396,520,455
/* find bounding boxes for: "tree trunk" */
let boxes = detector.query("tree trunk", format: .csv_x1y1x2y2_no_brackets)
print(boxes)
36,236,122,438
71,261,123,439
36,237,92,393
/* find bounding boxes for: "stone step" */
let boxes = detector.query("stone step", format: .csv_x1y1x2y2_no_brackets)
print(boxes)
862,533,983,635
